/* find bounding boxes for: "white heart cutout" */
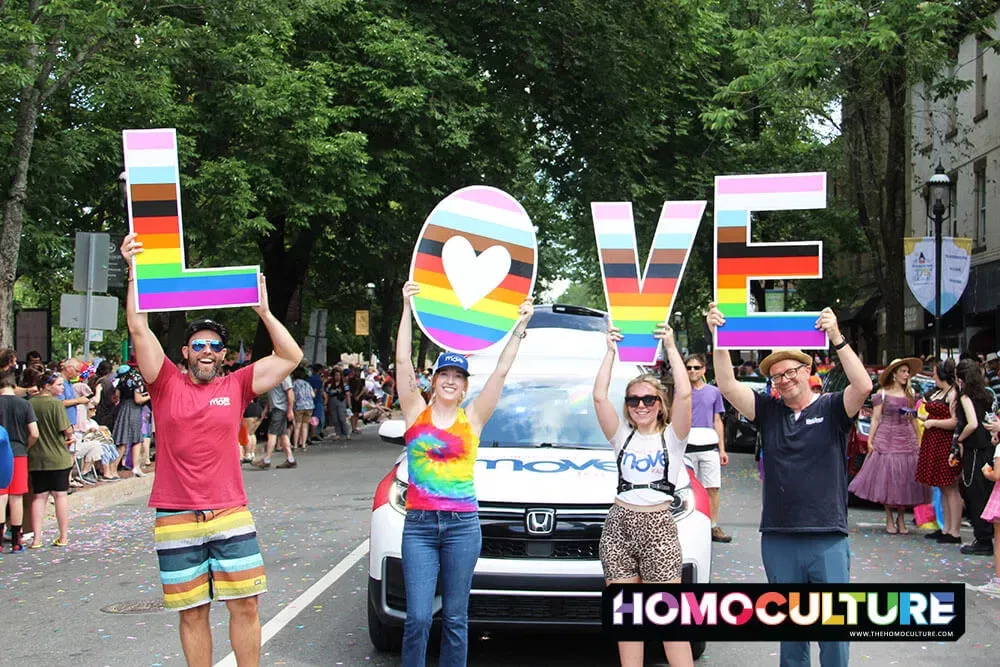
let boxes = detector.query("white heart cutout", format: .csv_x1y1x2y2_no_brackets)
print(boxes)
441,236,512,310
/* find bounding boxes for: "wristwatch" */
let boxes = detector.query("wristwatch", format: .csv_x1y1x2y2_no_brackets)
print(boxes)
516,330,527,339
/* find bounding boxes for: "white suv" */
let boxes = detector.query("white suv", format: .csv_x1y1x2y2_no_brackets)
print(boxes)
368,324,712,660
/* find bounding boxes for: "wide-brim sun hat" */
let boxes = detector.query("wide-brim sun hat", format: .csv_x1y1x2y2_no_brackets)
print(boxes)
879,357,923,387
759,350,812,378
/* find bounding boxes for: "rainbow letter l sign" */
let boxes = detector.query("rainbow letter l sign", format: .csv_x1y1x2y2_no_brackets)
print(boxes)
122,129,260,312
714,173,827,350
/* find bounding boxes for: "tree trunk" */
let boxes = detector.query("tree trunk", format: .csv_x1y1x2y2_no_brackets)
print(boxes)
0,83,42,348
881,60,909,359
251,217,316,361
416,328,429,371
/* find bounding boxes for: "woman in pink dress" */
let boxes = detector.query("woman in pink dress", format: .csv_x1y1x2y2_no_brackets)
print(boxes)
848,358,930,534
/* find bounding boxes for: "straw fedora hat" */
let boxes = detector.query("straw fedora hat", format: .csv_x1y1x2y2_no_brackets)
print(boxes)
759,350,812,378
878,357,922,387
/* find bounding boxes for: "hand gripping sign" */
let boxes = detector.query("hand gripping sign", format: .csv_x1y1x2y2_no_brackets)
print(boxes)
122,129,260,312
592,201,705,363
713,173,827,350
408,186,538,354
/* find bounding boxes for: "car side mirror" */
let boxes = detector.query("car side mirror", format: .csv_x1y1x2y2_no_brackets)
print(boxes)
378,419,406,445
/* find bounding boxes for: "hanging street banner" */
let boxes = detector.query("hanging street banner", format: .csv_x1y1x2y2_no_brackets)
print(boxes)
904,237,973,316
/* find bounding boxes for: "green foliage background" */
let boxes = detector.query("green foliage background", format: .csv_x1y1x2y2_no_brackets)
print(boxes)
4,0,994,361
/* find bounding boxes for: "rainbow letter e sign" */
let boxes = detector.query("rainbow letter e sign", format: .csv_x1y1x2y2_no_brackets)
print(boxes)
713,173,826,350
409,186,537,354
122,129,260,312
593,201,704,363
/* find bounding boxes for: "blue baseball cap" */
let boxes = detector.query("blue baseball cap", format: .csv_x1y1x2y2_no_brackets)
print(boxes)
433,352,470,376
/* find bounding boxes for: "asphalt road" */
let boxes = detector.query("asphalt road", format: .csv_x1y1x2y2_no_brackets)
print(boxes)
1,428,998,666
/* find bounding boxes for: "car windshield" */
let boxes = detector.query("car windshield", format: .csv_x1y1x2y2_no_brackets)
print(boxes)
468,376,626,448
526,306,608,332
738,377,767,394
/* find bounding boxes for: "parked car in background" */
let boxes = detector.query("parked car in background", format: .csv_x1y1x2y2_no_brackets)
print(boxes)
722,375,768,454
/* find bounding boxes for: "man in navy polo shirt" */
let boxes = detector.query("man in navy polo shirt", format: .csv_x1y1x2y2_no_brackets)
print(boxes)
706,303,872,667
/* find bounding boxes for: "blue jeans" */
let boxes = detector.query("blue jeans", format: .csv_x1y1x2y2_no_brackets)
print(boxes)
761,533,851,667
401,510,481,667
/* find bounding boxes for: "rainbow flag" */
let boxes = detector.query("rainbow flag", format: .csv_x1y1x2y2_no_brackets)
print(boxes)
593,201,704,363
409,186,537,353
122,129,260,312
714,173,826,349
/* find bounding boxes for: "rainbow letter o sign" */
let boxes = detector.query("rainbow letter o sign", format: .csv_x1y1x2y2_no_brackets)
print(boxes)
409,186,538,354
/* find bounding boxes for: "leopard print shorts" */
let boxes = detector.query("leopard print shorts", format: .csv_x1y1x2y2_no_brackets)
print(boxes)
599,503,682,582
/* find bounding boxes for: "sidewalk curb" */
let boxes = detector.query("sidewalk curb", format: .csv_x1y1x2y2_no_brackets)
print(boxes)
60,473,156,519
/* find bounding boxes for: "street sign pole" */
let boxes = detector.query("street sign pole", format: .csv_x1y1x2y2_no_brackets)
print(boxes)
83,233,96,359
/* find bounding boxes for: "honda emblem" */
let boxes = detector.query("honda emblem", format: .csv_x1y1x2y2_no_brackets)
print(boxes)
525,509,555,536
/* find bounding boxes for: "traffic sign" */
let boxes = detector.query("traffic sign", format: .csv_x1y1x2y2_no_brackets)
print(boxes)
59,294,119,330
73,232,110,293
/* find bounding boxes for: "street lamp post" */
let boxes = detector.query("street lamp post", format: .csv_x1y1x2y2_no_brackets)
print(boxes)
927,161,951,361
365,282,376,365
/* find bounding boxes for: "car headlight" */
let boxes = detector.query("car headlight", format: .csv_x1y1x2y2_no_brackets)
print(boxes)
389,478,408,515
670,487,695,522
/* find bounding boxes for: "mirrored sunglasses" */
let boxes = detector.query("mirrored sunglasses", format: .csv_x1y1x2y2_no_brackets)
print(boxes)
190,339,224,353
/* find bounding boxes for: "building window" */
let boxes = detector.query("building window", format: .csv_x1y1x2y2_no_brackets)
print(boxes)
975,37,987,121
974,159,987,247
947,60,958,136
949,173,958,236
923,83,933,145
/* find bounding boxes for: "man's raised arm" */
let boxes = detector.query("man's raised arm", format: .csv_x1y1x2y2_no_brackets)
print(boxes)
251,275,304,396
706,303,756,421
121,234,166,384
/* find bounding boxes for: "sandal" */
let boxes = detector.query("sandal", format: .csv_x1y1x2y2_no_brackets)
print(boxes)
51,538,68,547
885,516,897,534
896,513,909,535
28,542,43,549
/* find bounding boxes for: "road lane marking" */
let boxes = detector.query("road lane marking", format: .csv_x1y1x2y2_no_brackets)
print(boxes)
214,538,370,667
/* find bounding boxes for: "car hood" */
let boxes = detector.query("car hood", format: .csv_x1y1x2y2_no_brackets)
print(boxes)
394,446,691,505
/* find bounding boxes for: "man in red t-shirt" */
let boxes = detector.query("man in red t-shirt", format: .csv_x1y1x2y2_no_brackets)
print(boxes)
121,234,302,667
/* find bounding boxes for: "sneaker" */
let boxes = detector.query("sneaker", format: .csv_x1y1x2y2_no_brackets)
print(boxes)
972,580,1000,597
711,526,732,543
10,543,24,553
276,460,297,469
960,540,994,556
81,472,99,485
252,460,272,470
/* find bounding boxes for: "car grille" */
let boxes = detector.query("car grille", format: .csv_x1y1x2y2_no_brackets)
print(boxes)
478,504,607,561
480,537,599,560
469,595,601,622
383,557,696,622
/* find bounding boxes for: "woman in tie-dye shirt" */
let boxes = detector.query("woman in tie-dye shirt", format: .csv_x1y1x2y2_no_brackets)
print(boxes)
395,280,533,667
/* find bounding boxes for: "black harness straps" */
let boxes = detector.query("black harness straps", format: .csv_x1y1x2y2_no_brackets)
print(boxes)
616,428,675,497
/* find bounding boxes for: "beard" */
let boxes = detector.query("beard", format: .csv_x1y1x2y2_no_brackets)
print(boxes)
188,358,221,383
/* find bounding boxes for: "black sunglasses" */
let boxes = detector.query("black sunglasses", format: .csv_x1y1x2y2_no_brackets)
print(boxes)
625,394,659,408
686,365,703,370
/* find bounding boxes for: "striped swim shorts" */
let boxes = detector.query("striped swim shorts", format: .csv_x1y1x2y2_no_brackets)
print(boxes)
153,505,267,611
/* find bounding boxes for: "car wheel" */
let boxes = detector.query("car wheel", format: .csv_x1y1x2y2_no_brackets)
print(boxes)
691,640,706,660
367,580,403,653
